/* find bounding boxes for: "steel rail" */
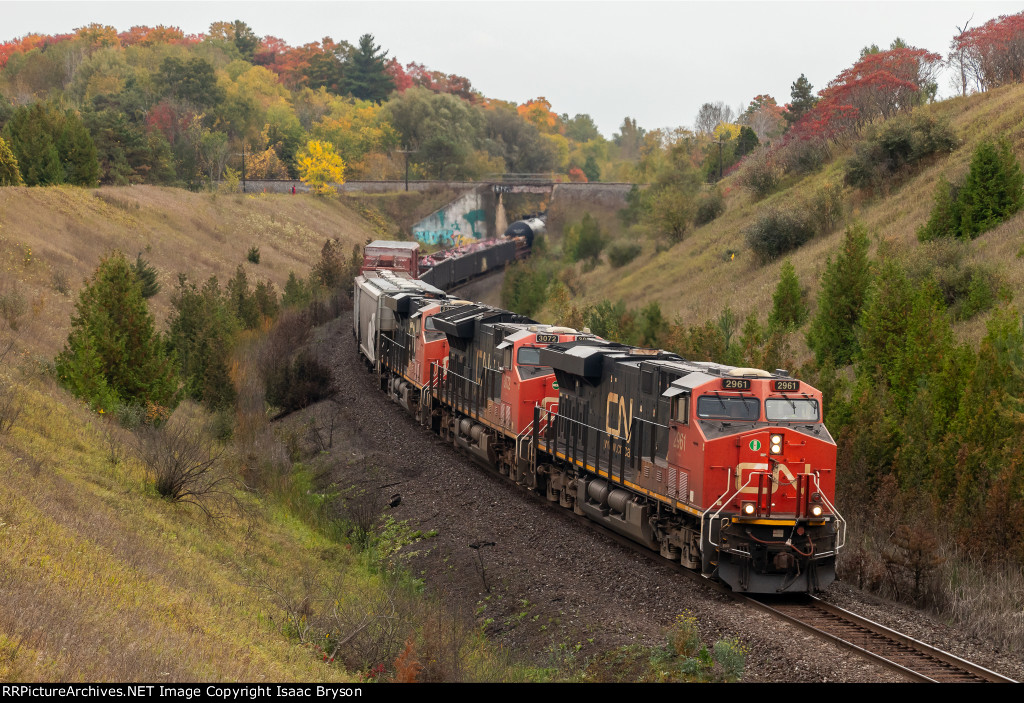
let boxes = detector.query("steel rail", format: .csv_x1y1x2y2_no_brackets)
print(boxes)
743,595,1017,683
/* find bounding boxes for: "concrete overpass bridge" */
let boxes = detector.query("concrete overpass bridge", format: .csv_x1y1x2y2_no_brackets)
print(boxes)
243,177,637,246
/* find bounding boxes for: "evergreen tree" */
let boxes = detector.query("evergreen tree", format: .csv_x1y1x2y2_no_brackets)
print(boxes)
230,20,259,60
167,275,238,410
56,252,178,412
0,136,22,185
735,125,760,157
227,264,260,329
158,57,226,110
344,34,395,103
806,223,872,366
57,108,100,186
2,102,99,186
131,253,160,298
767,260,808,330
785,74,818,126
916,175,960,241
2,103,63,186
282,271,311,308
253,280,280,320
857,260,953,414
957,139,1024,239
313,238,345,289
582,154,601,182
943,308,1024,529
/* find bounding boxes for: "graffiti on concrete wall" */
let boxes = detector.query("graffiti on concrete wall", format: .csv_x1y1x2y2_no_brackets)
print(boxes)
412,189,489,246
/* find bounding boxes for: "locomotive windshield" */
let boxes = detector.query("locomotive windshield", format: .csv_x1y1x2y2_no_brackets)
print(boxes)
696,395,760,421
517,347,553,379
765,398,819,422
423,316,445,341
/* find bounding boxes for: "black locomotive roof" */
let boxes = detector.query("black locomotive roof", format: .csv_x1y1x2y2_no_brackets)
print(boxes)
541,339,792,388
539,340,687,379
383,290,446,314
431,303,534,339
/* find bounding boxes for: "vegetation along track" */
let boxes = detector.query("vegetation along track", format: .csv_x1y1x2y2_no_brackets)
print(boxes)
745,596,1016,683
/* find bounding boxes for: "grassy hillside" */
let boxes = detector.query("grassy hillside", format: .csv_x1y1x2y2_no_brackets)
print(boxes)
0,186,390,360
0,186,442,681
547,82,1024,347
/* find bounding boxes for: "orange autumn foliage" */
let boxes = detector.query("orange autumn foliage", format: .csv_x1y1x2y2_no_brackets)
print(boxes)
393,637,423,683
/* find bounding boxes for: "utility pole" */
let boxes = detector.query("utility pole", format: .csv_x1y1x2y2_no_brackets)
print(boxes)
233,146,248,193
396,147,416,191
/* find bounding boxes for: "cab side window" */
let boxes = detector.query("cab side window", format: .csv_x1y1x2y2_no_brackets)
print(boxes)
672,396,689,424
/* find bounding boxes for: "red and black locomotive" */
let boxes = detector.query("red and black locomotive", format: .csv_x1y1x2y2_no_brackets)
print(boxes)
354,242,844,594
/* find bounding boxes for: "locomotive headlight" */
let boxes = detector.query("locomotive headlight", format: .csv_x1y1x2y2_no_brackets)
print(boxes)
811,505,823,517
770,434,783,454
741,501,756,516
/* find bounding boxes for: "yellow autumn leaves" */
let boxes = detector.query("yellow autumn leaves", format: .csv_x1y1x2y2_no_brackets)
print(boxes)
297,140,346,196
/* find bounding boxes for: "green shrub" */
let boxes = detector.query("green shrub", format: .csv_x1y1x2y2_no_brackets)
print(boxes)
501,259,551,317
809,181,844,235
648,187,693,243
907,239,999,320
744,207,815,262
694,189,725,226
564,213,606,262
779,137,830,175
737,149,781,198
0,136,22,186
583,299,637,345
247,245,261,264
607,241,642,268
845,114,957,190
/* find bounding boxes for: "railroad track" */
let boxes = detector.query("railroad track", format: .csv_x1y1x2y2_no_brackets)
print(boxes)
431,415,1017,683
745,595,1017,683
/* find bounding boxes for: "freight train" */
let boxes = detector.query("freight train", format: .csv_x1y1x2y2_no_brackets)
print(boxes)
353,240,844,594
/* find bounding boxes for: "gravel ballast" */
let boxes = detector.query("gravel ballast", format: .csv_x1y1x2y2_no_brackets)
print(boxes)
314,313,1023,682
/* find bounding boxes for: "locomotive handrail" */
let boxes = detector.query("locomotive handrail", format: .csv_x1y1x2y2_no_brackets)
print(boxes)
533,406,640,490
810,472,847,553
701,471,766,551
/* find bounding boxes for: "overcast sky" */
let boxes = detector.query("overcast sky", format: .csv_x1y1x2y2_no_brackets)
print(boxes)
3,1,1022,137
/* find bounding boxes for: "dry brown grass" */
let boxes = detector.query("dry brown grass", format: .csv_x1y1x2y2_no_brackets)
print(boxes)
0,185,420,362
0,377,361,681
